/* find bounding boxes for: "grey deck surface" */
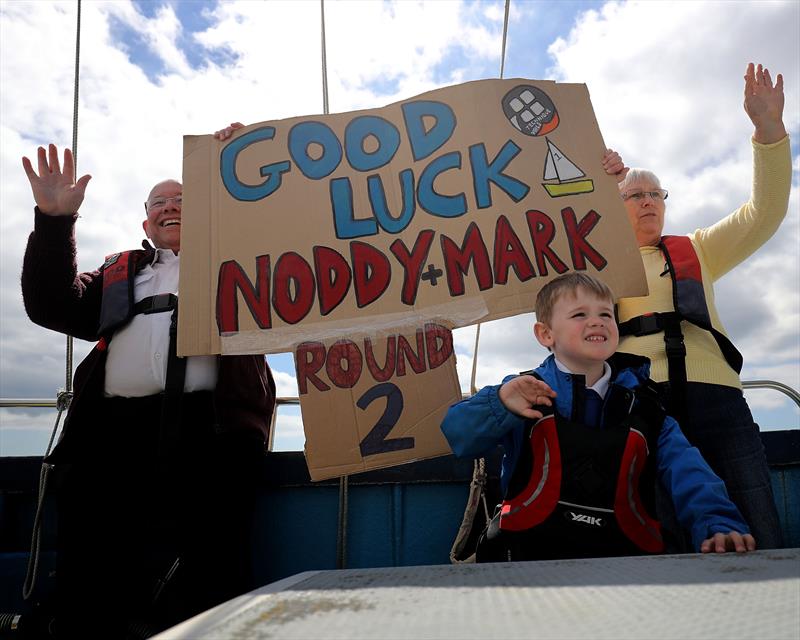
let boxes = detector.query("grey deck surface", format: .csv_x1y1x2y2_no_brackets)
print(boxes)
156,549,800,639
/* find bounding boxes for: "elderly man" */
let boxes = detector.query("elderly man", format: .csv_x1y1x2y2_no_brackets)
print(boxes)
21,144,276,637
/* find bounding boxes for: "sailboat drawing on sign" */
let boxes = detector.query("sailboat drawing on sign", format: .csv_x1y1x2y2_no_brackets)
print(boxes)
542,138,594,197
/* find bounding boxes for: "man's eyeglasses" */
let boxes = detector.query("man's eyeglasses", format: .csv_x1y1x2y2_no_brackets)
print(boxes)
145,196,182,211
622,190,668,202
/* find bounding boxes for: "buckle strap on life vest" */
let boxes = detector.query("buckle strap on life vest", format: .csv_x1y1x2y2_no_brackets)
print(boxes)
617,237,743,421
132,293,178,316
618,312,687,421
98,242,155,336
659,236,742,374
124,293,186,457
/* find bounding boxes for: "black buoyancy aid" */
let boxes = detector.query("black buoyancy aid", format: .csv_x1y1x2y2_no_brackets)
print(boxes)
484,376,666,561
617,236,743,420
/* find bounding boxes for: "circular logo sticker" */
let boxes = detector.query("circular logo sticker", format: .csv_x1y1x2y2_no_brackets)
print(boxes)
502,85,559,137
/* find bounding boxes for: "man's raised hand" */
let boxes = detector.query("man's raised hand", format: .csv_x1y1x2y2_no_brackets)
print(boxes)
21,144,91,216
214,122,244,141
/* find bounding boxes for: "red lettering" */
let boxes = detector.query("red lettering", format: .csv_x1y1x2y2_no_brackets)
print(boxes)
390,229,435,305
525,210,568,276
272,252,316,325
365,336,396,382
296,341,330,394
313,246,352,316
351,241,391,308
326,339,363,388
425,323,453,369
493,214,535,284
396,329,426,376
216,255,272,334
296,325,455,393
562,208,607,270
440,222,493,296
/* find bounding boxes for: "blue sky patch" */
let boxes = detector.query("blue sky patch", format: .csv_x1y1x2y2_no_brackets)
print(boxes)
363,74,402,98
112,0,238,82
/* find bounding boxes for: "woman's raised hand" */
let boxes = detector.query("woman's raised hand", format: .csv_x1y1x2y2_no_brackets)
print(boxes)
744,62,787,145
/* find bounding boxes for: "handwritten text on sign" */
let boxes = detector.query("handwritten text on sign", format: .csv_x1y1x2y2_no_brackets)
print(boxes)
180,80,644,355
297,323,458,480
179,79,647,480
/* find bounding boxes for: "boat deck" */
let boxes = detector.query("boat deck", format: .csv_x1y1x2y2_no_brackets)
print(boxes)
157,549,800,640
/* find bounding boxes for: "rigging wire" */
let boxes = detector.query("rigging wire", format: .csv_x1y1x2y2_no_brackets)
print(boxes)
321,0,330,116
23,0,82,602
500,0,510,80
454,0,512,567
469,0,511,396
320,0,348,570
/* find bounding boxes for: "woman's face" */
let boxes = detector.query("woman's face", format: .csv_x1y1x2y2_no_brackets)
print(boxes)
621,179,666,247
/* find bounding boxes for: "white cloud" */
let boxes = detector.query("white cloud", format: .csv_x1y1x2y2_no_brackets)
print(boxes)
1,0,798,456
544,0,800,400
273,369,299,398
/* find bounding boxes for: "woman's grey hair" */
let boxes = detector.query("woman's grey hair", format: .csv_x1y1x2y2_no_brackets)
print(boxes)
618,168,662,193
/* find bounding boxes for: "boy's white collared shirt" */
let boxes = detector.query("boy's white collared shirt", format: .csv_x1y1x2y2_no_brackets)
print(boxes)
554,357,612,399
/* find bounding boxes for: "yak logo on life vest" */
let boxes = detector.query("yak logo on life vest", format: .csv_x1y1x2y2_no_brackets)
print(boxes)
565,511,606,528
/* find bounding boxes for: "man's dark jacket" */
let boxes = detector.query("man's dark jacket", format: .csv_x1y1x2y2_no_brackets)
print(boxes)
21,209,275,462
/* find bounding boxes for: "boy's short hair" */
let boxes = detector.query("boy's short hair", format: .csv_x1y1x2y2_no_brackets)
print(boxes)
535,273,615,326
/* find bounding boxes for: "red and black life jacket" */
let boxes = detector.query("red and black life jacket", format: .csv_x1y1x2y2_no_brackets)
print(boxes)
97,244,185,456
477,375,665,562
97,244,178,344
617,235,743,421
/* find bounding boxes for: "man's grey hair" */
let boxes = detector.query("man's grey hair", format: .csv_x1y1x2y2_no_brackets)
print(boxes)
618,168,662,193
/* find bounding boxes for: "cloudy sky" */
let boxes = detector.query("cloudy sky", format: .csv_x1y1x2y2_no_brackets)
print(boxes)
1,0,798,455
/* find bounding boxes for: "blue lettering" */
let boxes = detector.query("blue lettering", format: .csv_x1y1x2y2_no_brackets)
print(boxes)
331,177,378,239
345,116,400,172
289,121,342,179
402,101,456,162
469,141,530,209
368,171,415,234
417,152,467,218
220,127,291,202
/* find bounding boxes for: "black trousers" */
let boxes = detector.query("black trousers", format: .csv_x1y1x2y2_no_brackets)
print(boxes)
53,393,263,638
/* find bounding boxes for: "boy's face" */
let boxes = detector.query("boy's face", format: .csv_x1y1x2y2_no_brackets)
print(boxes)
534,287,618,373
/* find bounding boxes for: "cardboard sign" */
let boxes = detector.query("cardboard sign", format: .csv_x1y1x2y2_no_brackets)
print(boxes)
297,323,459,480
179,78,646,357
178,78,648,479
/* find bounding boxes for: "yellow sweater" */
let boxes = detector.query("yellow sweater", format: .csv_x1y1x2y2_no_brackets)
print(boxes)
617,136,792,389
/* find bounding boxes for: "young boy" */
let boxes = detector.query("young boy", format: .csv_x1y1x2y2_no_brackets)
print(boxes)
441,273,755,561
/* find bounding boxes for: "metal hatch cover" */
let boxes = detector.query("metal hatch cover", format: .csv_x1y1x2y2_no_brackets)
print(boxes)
156,549,800,640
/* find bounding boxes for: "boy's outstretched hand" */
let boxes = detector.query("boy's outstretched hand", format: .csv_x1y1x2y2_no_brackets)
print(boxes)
700,531,756,554
499,375,557,420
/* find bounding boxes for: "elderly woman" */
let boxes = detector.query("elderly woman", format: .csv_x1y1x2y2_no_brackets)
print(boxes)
605,62,791,549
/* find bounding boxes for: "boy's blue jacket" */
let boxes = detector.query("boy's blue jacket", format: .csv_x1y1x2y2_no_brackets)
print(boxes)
441,353,750,551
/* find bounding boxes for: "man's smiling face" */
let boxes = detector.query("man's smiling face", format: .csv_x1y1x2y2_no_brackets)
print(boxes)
143,179,182,252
